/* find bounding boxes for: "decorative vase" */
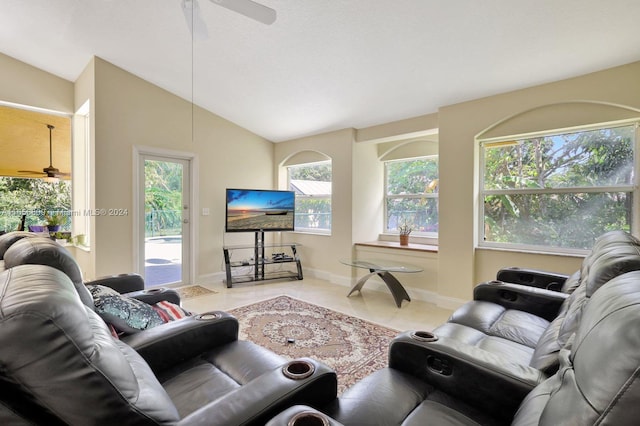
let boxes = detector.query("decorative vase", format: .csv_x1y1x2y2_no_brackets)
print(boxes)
399,234,409,246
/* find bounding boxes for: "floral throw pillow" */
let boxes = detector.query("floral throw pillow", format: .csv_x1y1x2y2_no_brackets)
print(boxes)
88,284,164,333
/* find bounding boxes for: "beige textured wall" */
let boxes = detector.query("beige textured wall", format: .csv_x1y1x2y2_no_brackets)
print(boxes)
438,61,640,301
0,53,74,113
92,58,273,279
3,50,639,305
274,129,355,279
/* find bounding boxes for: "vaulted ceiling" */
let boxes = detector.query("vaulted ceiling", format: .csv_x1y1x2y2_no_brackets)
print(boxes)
1,0,640,148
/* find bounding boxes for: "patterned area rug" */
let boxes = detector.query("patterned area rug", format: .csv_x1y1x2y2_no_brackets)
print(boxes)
175,285,217,299
228,295,399,394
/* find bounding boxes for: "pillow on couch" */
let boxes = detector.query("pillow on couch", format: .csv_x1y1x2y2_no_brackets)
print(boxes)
153,300,192,322
88,284,166,333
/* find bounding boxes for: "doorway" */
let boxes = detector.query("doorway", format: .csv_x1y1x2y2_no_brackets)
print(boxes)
135,149,194,287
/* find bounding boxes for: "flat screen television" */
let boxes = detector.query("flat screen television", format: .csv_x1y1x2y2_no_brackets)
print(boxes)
225,188,295,232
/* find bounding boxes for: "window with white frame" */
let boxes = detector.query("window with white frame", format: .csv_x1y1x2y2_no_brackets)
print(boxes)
72,102,91,247
480,121,637,252
385,156,439,235
288,160,331,234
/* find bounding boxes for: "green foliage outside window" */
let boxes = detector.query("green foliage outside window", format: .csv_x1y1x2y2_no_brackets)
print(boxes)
0,177,71,231
288,161,331,232
144,160,183,237
482,124,635,250
385,157,439,233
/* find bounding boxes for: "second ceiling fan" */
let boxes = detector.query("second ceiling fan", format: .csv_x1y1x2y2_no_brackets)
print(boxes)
18,124,70,182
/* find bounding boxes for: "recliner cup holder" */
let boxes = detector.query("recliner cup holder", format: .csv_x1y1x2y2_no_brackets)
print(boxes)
282,360,315,380
195,312,222,321
410,331,439,342
287,411,330,426
143,287,165,293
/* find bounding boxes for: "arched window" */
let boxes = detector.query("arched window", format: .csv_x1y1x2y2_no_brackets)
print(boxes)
284,151,332,234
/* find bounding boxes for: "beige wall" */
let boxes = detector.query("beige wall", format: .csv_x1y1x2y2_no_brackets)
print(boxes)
91,58,273,279
3,50,639,306
438,61,640,301
272,61,640,307
274,129,355,280
0,53,74,113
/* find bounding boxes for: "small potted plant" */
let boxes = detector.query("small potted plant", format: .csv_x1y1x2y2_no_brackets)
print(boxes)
45,211,67,232
398,222,412,246
53,232,68,245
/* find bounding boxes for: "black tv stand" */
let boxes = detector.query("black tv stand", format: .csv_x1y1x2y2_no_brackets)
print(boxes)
223,231,303,287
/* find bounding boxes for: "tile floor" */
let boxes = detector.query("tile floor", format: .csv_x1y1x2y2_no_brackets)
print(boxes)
182,277,453,332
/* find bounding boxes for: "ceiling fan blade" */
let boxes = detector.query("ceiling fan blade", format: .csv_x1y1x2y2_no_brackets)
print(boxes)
182,0,209,40
209,0,276,25
18,170,45,175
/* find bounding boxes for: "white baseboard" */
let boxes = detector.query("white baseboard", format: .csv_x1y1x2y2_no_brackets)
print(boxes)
197,267,468,310
196,271,225,285
436,295,467,310
304,268,468,309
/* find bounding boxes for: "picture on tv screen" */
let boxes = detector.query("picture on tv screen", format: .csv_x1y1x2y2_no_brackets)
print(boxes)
225,188,295,232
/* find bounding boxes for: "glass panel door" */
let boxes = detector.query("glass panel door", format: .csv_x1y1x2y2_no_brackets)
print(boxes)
142,156,190,286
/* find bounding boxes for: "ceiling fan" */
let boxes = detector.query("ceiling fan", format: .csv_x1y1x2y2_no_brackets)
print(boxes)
181,0,276,39
18,124,70,182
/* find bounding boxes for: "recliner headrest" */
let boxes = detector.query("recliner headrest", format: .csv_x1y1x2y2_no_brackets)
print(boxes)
0,231,39,260
582,232,640,298
3,237,93,308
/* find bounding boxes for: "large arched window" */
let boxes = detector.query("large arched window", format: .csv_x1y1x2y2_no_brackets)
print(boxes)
380,139,439,238
480,121,637,252
284,151,332,235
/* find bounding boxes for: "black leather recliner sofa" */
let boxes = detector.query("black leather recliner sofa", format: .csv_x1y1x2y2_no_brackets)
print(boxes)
267,268,640,425
432,230,640,375
2,234,186,335
0,263,337,425
0,231,177,307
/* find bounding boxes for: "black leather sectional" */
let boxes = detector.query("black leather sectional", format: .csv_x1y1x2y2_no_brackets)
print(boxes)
2,230,640,425
268,230,640,425
0,234,337,425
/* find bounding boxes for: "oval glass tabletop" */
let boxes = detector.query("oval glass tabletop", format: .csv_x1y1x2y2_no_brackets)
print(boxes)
339,258,423,273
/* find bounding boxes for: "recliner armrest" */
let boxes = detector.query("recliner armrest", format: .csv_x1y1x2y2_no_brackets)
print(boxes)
123,287,181,306
474,281,569,321
85,273,144,294
178,359,338,426
122,312,239,373
496,267,569,291
389,331,546,423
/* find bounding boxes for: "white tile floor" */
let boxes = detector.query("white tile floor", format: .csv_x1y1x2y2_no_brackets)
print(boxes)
182,277,453,332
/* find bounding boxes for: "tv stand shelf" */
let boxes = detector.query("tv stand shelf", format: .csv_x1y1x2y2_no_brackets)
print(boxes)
223,232,303,287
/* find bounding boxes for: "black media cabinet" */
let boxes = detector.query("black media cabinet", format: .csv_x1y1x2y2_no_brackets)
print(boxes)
222,231,303,287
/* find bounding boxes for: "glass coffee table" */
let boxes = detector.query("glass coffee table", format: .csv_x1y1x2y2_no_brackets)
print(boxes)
340,259,423,308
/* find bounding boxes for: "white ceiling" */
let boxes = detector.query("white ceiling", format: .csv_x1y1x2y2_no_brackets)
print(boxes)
1,0,640,142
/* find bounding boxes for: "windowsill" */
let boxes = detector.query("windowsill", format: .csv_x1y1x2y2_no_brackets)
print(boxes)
355,240,438,253
73,244,91,253
292,230,332,237
477,244,586,258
